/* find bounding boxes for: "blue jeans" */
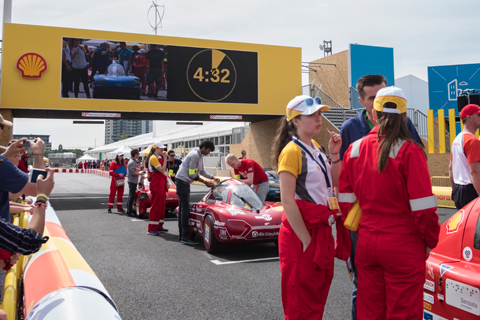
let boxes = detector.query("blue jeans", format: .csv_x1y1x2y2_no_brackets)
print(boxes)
350,231,358,320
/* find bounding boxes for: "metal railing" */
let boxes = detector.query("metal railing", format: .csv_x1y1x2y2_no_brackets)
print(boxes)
303,84,450,151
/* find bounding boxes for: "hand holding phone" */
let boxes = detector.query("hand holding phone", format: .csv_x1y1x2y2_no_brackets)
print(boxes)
29,169,48,184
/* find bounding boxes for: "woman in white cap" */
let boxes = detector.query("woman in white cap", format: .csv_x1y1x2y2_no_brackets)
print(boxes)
272,95,347,319
108,151,126,214
144,142,168,235
338,86,440,320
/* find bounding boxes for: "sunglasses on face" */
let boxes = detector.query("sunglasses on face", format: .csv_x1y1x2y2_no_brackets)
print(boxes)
169,154,175,157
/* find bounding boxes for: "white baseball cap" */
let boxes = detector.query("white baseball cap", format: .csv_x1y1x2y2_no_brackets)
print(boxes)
153,141,165,149
286,95,330,121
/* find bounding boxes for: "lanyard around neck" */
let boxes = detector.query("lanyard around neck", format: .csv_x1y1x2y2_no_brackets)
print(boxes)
292,138,331,188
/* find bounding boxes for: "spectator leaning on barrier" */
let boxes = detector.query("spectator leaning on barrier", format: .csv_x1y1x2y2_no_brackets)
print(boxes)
0,142,52,253
338,86,439,320
225,154,269,202
126,149,145,218
338,74,424,320
449,104,480,209
166,150,182,182
176,140,220,245
108,151,126,214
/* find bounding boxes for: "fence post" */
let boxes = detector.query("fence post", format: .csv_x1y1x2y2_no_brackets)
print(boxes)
448,109,456,147
438,109,446,153
428,110,435,153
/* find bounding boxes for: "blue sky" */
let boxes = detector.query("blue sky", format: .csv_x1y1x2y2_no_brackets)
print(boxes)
5,0,480,149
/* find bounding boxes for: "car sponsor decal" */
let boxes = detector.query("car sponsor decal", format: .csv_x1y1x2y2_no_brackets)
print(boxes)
427,262,435,279
227,208,245,216
424,279,435,292
219,229,227,240
463,246,473,261
423,310,448,320
205,224,210,244
423,302,432,311
446,279,480,316
440,264,453,277
214,221,225,226
424,292,434,304
437,294,444,301
254,214,272,221
251,231,279,238
446,210,464,234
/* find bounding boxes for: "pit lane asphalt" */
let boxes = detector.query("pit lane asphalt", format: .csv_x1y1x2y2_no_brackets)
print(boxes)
48,173,457,320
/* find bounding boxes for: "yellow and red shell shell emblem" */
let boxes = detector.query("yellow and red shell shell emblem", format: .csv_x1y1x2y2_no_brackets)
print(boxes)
16,53,47,79
446,209,464,234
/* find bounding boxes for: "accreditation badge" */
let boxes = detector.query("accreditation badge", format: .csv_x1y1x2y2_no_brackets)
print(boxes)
168,169,174,175
327,188,339,210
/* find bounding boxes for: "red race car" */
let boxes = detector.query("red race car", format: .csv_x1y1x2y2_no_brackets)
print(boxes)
175,178,284,253
134,174,178,219
423,198,480,319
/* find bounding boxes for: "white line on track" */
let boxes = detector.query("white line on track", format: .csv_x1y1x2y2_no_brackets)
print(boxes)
210,257,279,265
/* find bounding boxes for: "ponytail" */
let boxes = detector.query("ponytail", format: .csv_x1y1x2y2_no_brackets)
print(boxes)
376,102,424,172
271,116,298,168
144,147,156,169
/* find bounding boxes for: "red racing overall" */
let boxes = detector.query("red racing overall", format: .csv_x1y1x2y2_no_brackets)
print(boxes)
108,161,125,209
148,155,166,232
279,199,350,319
338,127,440,320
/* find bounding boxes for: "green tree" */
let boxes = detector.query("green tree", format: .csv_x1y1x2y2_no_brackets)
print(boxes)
120,132,129,140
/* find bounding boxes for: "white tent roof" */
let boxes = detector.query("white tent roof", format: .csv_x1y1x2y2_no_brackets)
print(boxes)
83,39,116,47
87,122,248,155
76,154,98,163
107,145,132,157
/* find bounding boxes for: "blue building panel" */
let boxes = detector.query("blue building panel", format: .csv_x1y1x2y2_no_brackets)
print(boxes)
428,63,480,116
349,44,395,93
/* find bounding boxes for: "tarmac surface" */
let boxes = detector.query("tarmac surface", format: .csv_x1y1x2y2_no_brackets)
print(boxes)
49,172,457,320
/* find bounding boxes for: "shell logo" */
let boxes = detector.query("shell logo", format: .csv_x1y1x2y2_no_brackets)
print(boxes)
446,209,464,234
16,53,47,79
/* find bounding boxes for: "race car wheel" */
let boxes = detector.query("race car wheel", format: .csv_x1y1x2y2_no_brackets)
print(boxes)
203,215,218,254
136,197,148,219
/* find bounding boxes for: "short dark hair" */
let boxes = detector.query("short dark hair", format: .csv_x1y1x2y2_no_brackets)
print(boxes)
168,150,175,155
119,42,126,46
356,74,387,99
130,148,139,157
132,45,139,51
199,139,215,151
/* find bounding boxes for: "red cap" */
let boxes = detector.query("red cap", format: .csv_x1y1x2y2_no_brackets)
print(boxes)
460,104,480,119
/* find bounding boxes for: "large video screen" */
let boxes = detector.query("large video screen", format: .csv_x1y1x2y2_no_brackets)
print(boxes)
61,38,258,103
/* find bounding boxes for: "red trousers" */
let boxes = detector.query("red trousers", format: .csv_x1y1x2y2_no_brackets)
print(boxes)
356,229,425,320
148,177,166,231
279,201,335,320
108,180,124,209
135,68,147,93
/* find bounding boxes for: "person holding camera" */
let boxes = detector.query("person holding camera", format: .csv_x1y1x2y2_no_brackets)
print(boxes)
108,151,126,214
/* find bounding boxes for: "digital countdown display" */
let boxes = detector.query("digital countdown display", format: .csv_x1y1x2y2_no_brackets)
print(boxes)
2,23,300,116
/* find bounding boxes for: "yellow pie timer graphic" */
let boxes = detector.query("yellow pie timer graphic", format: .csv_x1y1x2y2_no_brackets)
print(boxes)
187,49,237,102
16,53,48,79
